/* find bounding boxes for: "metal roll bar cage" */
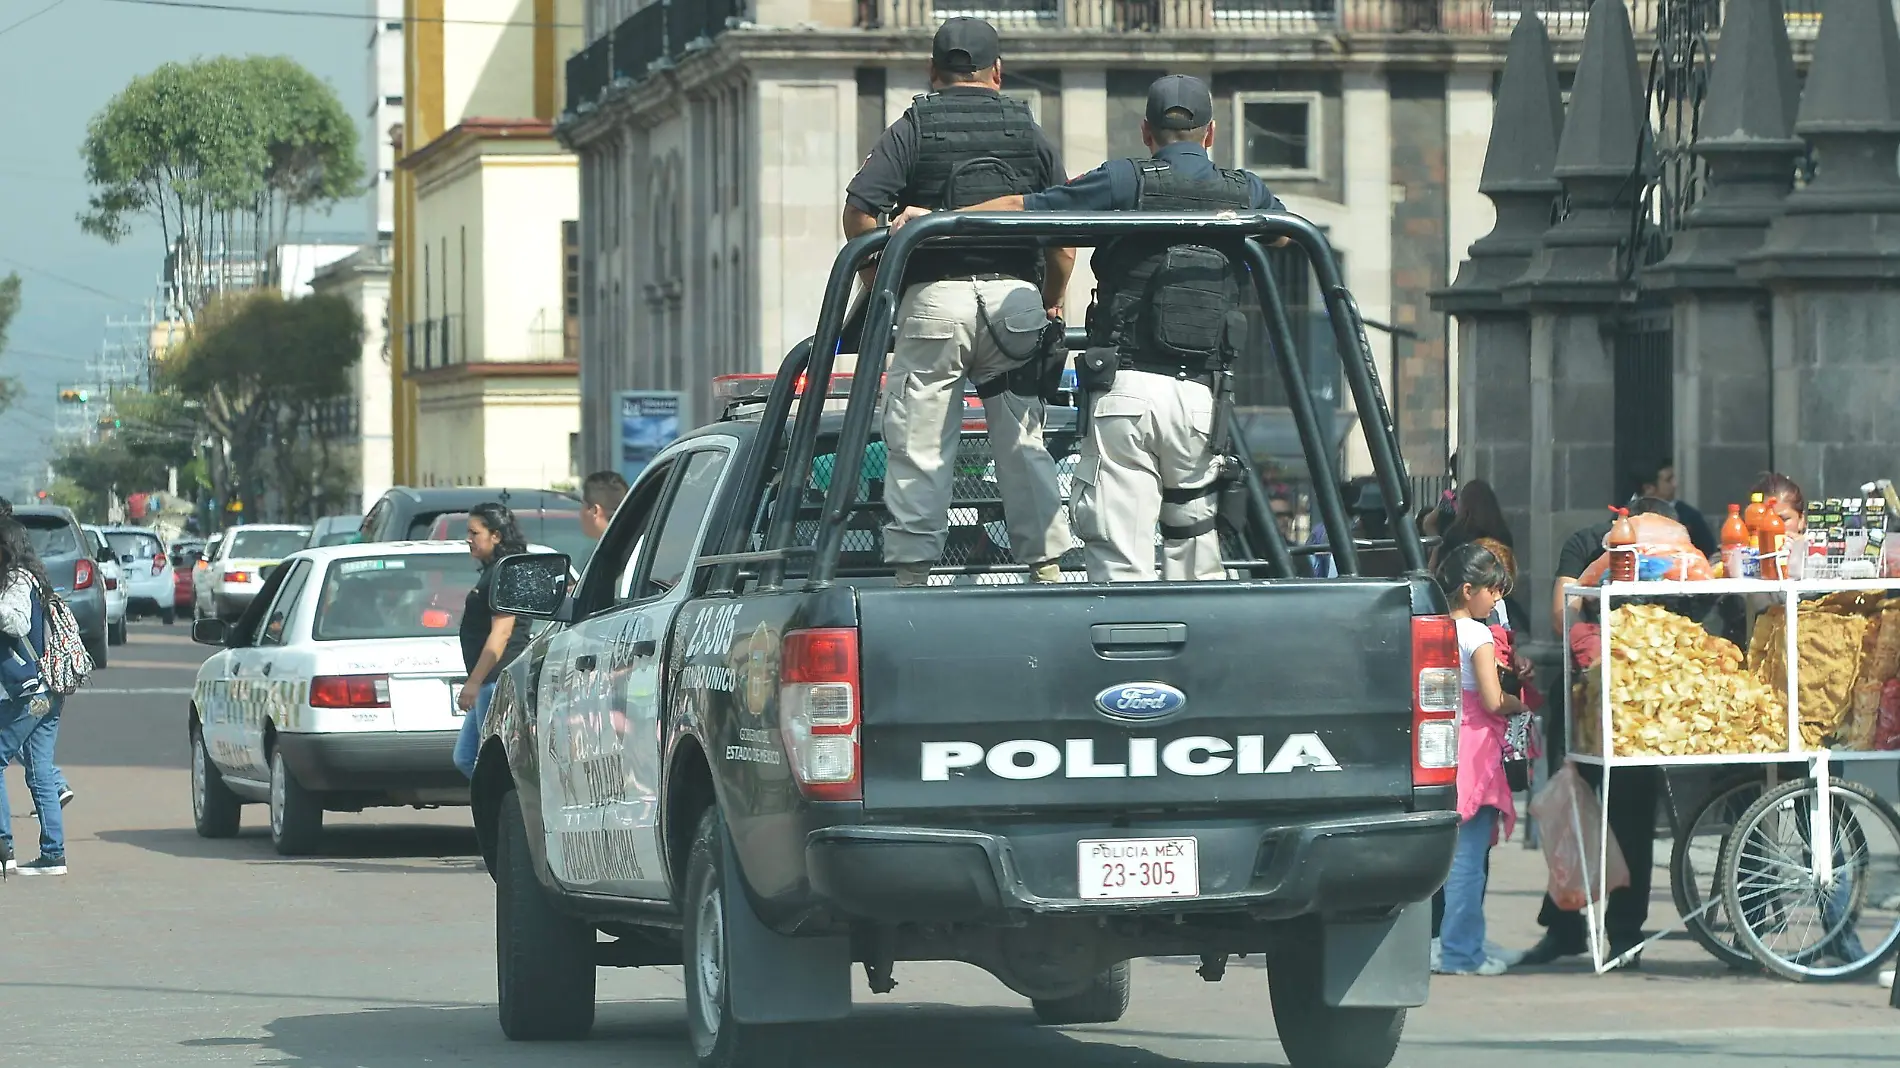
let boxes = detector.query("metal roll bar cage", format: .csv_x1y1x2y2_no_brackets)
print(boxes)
702,211,1426,593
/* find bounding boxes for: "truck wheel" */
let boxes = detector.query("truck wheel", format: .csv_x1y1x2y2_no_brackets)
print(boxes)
191,728,242,838
1268,948,1405,1068
269,748,323,856
684,806,788,1068
1031,961,1131,1025
495,791,596,1040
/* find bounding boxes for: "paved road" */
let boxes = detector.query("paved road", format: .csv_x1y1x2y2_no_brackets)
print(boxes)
5,621,1900,1068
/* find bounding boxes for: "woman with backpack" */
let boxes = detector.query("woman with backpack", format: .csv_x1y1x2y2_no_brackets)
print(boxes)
0,516,71,876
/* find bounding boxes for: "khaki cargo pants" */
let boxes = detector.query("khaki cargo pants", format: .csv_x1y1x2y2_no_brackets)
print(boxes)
1070,369,1226,583
881,278,1072,568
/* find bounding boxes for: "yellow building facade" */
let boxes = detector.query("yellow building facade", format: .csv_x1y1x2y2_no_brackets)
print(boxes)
392,0,583,488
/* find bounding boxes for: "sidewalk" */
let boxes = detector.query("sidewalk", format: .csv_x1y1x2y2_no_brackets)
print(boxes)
1409,827,1900,1041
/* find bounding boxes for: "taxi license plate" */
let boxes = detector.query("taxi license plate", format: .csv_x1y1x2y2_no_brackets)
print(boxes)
1077,837,1198,900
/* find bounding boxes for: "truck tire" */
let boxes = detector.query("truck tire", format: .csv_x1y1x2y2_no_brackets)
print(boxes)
269,748,323,856
683,806,790,1068
191,729,241,838
495,791,596,1040
1268,947,1405,1068
1031,961,1131,1025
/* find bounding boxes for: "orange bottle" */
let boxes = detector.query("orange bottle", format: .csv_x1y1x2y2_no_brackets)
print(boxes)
1720,503,1751,579
1744,492,1770,536
1759,507,1787,580
1608,506,1638,582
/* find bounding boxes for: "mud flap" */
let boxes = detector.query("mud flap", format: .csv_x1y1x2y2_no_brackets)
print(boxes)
722,833,854,1025
1321,902,1430,1009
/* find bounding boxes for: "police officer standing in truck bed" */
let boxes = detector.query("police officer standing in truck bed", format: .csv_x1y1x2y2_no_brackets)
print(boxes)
841,17,1075,587
900,74,1286,582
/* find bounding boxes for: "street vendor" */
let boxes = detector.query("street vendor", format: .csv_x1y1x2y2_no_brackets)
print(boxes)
1523,498,1684,968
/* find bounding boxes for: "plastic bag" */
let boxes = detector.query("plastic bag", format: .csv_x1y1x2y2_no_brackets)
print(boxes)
1530,763,1631,912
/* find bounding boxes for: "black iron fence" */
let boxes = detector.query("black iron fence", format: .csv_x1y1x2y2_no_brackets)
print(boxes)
565,0,750,118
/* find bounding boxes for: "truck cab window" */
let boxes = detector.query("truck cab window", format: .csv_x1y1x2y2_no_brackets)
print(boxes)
634,450,728,600
572,460,671,613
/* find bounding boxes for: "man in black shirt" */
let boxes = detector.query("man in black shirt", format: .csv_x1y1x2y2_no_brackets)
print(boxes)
842,17,1073,587
896,75,1287,581
1526,499,1680,967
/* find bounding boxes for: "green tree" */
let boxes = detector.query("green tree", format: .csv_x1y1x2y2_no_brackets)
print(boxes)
48,389,199,518
79,56,363,313
0,272,21,415
164,291,361,519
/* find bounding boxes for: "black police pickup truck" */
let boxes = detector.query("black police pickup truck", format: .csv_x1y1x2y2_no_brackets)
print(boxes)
468,212,1461,1068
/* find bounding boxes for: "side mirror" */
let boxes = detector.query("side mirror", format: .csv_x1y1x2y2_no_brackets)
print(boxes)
191,618,228,646
95,548,113,564
490,552,572,619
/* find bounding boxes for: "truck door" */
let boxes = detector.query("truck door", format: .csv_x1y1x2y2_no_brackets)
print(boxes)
538,444,734,901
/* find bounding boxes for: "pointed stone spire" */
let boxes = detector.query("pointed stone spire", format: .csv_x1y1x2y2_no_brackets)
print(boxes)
1509,0,1653,303
1743,0,1900,279
1648,0,1804,289
1434,9,1565,313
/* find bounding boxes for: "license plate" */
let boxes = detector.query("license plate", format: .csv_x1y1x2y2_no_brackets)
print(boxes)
1077,837,1199,899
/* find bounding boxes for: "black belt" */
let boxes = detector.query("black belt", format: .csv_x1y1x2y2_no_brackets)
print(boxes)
1119,361,1215,389
935,273,1017,282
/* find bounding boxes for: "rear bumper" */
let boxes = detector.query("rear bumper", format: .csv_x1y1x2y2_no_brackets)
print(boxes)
805,807,1458,925
214,589,259,618
275,730,468,796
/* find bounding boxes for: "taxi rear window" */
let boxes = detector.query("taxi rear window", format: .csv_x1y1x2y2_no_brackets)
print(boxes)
311,556,475,641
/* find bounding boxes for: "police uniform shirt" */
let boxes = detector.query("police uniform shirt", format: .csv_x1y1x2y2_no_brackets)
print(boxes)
1023,141,1285,216
845,86,1067,227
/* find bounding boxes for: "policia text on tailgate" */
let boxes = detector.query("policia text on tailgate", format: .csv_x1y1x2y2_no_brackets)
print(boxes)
465,211,1457,1068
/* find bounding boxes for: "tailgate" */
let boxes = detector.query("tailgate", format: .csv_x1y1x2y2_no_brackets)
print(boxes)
857,581,1418,815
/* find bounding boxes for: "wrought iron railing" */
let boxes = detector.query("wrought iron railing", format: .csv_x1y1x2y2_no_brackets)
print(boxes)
565,34,612,115
616,3,669,80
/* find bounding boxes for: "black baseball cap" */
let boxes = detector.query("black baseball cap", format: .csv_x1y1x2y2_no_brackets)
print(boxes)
932,17,1000,73
1147,74,1215,130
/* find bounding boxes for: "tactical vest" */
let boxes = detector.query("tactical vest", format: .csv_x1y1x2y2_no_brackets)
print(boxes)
896,91,1044,288
1090,159,1254,374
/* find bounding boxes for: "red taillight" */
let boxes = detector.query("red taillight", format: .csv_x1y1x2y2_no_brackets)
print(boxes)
309,674,392,709
224,570,251,584
74,558,95,591
778,628,861,802
1411,615,1460,787
105,577,118,591
152,556,166,576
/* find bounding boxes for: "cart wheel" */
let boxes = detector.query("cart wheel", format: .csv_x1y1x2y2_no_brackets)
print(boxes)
1669,775,1767,971
1720,777,1900,982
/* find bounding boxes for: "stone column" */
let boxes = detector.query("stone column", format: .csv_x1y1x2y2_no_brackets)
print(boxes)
1505,0,1652,622
1432,11,1564,589
1739,0,1900,495
1644,0,1801,513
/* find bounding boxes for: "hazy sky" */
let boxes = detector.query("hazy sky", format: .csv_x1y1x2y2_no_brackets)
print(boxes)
0,0,369,496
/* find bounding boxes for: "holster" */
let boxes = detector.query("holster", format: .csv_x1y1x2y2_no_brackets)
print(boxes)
975,315,1069,404
1074,346,1119,437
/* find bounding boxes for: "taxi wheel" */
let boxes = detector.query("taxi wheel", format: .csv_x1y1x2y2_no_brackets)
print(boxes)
269,748,323,856
191,728,241,839
496,790,596,1040
1031,961,1131,1025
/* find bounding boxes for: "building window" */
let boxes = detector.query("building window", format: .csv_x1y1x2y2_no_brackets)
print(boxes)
563,220,580,362
385,94,403,106
1235,92,1321,180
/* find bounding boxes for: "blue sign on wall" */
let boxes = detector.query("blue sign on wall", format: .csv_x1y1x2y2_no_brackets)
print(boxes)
618,390,686,485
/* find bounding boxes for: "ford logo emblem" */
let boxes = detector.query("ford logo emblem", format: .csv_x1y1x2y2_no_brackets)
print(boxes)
1094,682,1186,721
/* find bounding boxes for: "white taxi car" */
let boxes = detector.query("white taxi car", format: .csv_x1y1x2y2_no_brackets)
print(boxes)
193,524,311,623
187,541,485,855
82,525,129,646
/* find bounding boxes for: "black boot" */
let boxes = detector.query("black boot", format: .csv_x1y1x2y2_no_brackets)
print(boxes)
1517,930,1588,967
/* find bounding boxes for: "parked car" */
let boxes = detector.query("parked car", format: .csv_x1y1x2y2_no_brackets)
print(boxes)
97,524,176,623
186,539,565,855
305,514,363,548
426,508,597,570
359,487,580,545
82,525,129,646
14,505,107,666
192,524,311,622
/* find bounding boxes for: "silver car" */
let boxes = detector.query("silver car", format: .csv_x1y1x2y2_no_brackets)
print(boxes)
14,506,109,667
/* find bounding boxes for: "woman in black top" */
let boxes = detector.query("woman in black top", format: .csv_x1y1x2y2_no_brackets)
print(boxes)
452,503,531,780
